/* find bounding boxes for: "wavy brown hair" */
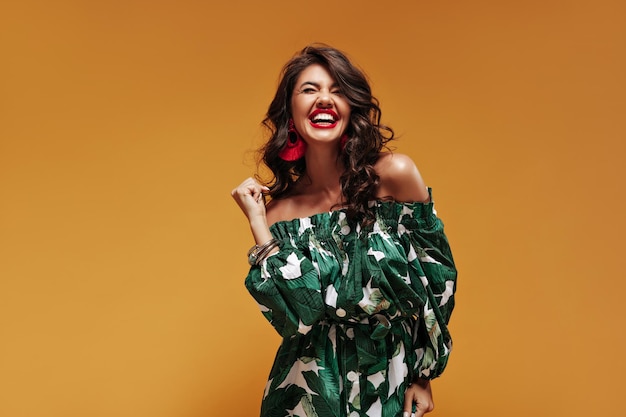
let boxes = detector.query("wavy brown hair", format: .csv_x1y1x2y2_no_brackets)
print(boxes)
259,44,394,223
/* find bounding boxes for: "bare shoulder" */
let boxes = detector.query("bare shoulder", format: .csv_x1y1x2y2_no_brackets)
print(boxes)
265,197,292,227
375,152,430,202
265,192,312,226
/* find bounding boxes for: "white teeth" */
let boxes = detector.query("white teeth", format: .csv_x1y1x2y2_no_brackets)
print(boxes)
311,113,336,123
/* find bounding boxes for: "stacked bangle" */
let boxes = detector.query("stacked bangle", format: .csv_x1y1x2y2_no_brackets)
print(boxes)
247,238,280,266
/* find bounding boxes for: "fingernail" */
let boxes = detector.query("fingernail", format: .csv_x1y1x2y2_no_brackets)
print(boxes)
403,412,410,417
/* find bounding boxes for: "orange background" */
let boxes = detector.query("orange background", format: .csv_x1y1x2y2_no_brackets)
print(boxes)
1,1,624,416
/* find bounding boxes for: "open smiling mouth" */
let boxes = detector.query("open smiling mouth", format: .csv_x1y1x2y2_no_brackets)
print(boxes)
309,109,339,129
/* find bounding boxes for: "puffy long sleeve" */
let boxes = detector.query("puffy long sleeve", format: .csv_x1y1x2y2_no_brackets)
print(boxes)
244,239,326,338
399,201,457,379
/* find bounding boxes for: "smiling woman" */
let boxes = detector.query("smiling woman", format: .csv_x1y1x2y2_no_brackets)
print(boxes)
290,64,352,144
231,44,457,417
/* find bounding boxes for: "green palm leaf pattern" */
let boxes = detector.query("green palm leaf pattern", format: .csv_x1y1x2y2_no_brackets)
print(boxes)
245,189,457,416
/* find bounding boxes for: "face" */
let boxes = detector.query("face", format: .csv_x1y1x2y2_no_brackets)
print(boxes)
290,64,351,147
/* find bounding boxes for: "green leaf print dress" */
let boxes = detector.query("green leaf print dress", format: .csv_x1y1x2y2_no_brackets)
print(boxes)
245,189,457,417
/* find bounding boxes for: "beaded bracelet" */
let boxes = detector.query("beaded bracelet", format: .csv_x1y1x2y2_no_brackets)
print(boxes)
247,238,280,266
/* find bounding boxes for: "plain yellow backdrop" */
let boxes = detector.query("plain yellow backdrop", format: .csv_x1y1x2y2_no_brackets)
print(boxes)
1,1,624,416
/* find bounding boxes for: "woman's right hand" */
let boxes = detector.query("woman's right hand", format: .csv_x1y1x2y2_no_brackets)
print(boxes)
232,178,276,247
231,177,270,222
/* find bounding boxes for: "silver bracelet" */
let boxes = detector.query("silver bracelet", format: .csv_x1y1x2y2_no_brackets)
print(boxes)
247,238,280,266
256,240,280,264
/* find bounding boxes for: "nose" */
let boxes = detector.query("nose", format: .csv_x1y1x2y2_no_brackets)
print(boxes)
316,90,333,107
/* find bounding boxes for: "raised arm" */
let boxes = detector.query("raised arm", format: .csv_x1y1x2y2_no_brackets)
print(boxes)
231,177,326,338
231,177,276,249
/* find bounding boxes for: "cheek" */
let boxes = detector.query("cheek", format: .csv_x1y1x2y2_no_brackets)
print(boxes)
337,100,351,118
291,98,310,117
341,106,352,121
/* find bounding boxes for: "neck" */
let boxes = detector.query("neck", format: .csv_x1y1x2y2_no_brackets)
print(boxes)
300,148,344,198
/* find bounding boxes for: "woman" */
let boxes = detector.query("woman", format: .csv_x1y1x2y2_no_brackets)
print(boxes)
231,45,457,417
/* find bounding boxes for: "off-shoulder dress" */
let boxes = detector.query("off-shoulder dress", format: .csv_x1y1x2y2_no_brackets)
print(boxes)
245,190,457,417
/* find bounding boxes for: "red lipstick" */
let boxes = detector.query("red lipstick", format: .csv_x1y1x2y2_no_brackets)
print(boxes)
308,109,339,129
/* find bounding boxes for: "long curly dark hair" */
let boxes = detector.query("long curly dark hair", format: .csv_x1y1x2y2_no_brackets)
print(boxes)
260,44,394,223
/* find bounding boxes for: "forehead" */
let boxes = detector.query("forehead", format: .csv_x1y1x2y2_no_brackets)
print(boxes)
295,64,336,86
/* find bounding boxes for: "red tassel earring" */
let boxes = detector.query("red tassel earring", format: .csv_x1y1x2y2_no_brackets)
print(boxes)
340,134,349,151
278,119,307,161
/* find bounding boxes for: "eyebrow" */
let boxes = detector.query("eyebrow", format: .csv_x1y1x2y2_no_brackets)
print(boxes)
298,81,339,89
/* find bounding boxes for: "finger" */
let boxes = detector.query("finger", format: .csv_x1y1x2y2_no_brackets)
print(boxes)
254,186,270,203
414,399,434,416
233,184,259,200
413,406,425,417
402,392,414,417
250,186,264,202
244,182,267,195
